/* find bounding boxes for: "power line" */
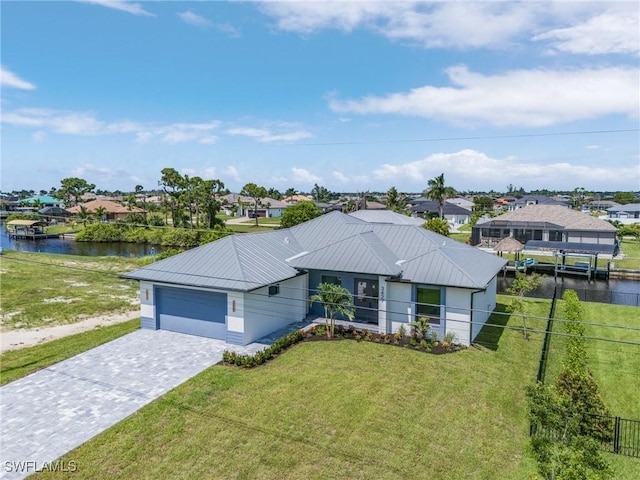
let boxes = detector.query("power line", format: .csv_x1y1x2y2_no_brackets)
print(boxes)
3,253,640,348
272,128,640,147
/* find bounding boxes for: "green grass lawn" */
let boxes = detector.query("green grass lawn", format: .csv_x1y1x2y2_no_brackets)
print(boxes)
616,239,640,270
0,319,139,386
45,225,81,235
546,300,640,419
450,232,470,243
35,298,553,479
224,223,274,233
0,251,140,329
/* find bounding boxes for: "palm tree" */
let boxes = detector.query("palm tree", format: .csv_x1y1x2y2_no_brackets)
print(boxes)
424,173,456,219
94,206,107,223
309,283,355,338
77,205,92,226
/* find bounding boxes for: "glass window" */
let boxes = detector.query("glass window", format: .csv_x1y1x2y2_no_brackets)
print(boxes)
268,285,280,296
416,287,441,325
321,275,341,286
533,230,543,241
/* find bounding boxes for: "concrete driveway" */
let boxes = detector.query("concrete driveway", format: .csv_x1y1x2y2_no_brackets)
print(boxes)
0,329,264,480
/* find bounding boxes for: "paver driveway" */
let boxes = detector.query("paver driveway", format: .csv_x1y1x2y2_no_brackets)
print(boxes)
0,329,264,480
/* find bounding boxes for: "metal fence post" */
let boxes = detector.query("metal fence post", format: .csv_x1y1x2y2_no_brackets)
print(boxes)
614,416,621,455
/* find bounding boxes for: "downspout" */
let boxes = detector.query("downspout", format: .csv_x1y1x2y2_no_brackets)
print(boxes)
470,288,485,346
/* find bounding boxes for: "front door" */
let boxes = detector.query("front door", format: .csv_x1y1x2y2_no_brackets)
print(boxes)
354,278,378,324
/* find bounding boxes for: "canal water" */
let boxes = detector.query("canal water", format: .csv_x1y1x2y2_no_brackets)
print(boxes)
0,226,160,258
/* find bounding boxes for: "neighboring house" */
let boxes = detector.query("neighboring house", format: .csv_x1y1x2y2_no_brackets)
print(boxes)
124,211,506,347
446,197,474,211
607,203,640,224
506,195,569,211
472,205,618,254
587,200,620,211
283,194,313,205
38,206,71,222
67,199,143,221
410,201,472,226
222,194,288,218
22,195,65,209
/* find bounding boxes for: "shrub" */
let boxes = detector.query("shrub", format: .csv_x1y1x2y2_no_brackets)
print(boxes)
160,229,199,247
443,331,457,345
147,214,165,227
75,223,122,242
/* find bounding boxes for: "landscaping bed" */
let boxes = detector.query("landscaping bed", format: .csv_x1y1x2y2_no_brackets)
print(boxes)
222,323,465,368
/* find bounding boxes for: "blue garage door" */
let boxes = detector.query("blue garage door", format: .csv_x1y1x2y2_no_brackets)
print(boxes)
156,287,227,340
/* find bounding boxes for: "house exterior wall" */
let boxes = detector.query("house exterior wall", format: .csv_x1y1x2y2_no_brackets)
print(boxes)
242,274,308,344
443,287,471,346
139,281,156,330
565,231,615,245
471,276,497,342
307,269,377,318
266,207,285,218
387,281,413,332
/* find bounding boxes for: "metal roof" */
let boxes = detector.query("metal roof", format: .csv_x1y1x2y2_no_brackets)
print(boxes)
348,210,425,226
124,210,506,291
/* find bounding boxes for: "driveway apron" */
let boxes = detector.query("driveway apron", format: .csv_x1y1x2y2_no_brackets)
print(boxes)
0,329,263,480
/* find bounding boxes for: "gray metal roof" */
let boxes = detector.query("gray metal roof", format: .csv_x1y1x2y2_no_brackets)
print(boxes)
348,210,425,226
124,210,506,291
608,203,640,213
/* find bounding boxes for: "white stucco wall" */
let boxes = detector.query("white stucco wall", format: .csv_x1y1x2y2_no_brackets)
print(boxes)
444,287,472,346
386,282,413,333
471,277,497,342
243,274,308,344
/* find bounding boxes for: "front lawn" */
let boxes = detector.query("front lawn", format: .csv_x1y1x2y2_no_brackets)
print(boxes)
0,319,140,386
0,251,140,329
616,239,640,270
36,299,551,479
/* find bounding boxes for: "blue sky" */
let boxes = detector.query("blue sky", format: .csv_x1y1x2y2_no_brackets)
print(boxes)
2,1,639,194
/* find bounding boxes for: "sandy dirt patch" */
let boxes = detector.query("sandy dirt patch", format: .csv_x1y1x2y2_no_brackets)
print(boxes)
0,310,140,353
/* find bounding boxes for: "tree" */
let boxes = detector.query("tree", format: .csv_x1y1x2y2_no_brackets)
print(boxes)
94,206,107,222
266,187,282,200
159,168,186,228
135,184,147,221
473,195,494,213
284,187,298,198
424,173,456,219
56,177,96,207
280,201,321,228
77,205,92,226
385,186,407,213
309,283,355,338
240,182,268,227
506,272,542,339
311,183,332,203
613,191,635,205
422,218,450,236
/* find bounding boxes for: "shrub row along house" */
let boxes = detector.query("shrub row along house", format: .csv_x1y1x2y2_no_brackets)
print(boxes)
472,205,618,255
124,211,506,346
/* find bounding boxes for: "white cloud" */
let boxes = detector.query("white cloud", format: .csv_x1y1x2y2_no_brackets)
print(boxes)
1,66,36,90
225,126,312,143
261,2,639,55
291,167,322,184
216,23,240,37
78,0,155,17
178,11,212,27
259,2,538,49
2,107,220,144
366,149,626,190
533,6,640,55
332,171,350,184
329,65,639,127
223,165,241,182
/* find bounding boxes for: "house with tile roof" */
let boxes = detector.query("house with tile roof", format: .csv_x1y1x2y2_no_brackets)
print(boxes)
124,211,506,347
67,199,143,221
222,194,289,218
472,205,618,255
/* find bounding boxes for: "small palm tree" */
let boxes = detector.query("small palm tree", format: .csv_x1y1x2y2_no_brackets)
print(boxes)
77,205,92,226
309,283,355,338
424,173,456,219
94,206,107,223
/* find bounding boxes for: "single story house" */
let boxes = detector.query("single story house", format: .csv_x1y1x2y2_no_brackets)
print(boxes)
348,209,425,226
472,205,618,254
38,206,72,222
506,195,570,212
607,203,640,223
409,201,472,226
67,199,143,221
283,194,314,205
124,211,506,347
222,194,288,218
22,195,65,209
